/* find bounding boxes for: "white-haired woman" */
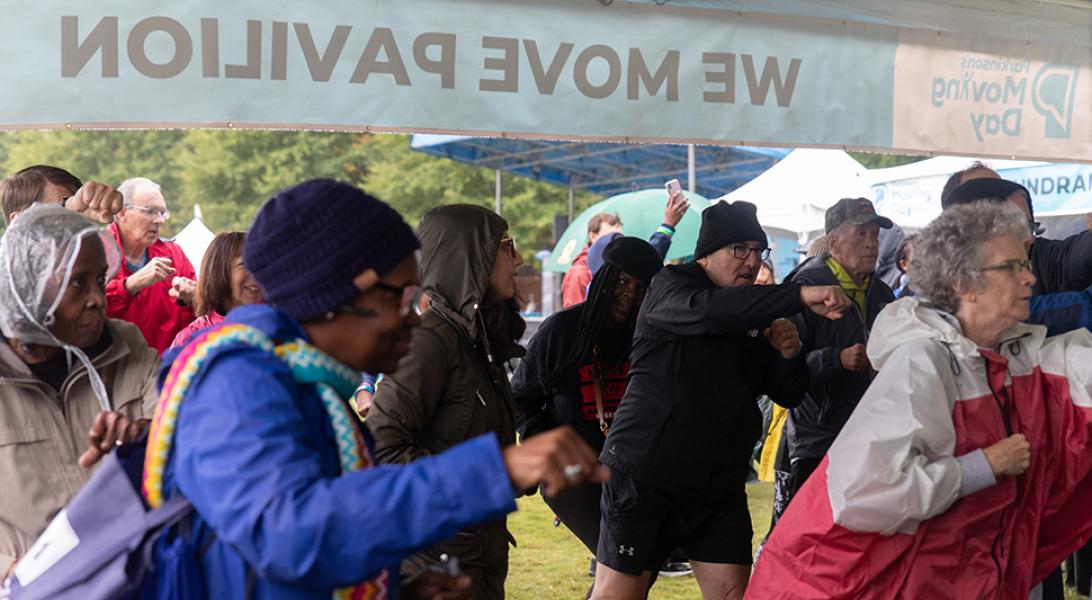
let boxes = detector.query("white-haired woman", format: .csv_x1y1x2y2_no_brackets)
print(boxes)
749,201,1092,599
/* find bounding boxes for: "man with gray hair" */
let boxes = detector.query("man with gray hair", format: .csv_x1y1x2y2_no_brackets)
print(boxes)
772,197,896,527
106,177,196,353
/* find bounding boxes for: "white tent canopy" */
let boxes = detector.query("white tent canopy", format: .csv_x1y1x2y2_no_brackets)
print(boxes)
715,149,872,235
171,203,215,270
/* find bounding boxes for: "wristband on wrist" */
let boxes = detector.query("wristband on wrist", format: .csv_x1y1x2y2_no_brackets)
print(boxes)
656,223,676,237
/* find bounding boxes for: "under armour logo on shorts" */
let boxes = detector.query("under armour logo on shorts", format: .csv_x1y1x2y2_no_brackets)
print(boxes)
618,545,635,556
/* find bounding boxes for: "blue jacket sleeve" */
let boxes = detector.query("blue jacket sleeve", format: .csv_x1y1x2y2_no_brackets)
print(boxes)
1027,290,1092,337
647,224,674,260
172,350,517,588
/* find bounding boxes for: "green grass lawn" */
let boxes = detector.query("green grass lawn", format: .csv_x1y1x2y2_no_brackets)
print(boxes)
506,481,1084,599
506,482,773,599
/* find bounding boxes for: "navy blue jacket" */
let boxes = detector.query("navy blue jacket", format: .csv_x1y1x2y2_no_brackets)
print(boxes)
1027,290,1092,337
155,304,516,599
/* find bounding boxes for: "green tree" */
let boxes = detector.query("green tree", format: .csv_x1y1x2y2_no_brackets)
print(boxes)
849,151,925,170
2,129,188,232
175,130,372,232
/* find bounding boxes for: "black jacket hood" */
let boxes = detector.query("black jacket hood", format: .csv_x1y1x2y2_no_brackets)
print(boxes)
416,204,509,339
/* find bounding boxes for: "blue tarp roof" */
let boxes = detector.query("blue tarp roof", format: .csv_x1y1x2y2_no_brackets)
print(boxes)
410,135,790,199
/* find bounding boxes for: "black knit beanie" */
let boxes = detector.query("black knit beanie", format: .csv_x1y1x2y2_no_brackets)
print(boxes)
244,179,421,322
694,201,767,259
602,236,662,284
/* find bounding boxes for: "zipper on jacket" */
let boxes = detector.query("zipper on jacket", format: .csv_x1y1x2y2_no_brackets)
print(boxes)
981,352,1020,599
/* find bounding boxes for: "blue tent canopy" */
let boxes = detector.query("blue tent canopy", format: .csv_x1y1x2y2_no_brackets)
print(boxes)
410,134,789,199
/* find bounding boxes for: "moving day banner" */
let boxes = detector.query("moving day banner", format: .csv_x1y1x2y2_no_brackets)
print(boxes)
0,1,1088,162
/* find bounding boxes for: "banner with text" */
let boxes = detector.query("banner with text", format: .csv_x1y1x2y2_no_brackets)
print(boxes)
0,0,1087,162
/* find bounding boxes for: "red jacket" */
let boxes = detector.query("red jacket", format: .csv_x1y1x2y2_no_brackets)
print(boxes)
561,246,592,309
749,298,1092,599
106,223,196,354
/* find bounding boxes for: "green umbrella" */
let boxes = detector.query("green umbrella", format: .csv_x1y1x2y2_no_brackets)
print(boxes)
543,188,710,272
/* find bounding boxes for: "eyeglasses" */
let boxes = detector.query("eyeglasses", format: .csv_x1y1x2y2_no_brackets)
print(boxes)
124,204,170,220
371,281,424,317
729,244,771,261
500,237,519,260
980,259,1032,276
332,282,423,321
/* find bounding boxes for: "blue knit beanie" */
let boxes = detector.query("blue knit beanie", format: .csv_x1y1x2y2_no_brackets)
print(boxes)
244,179,421,322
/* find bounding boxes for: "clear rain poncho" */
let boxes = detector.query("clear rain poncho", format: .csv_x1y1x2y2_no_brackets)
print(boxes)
0,204,121,410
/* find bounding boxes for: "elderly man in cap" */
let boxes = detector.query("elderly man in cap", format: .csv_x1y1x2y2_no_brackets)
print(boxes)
769,198,896,529
591,201,851,600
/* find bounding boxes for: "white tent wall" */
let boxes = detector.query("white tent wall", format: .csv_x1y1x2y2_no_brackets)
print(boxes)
171,204,216,270
715,149,873,235
868,156,1092,230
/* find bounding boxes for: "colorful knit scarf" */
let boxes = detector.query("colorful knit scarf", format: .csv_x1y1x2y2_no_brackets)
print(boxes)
142,323,389,600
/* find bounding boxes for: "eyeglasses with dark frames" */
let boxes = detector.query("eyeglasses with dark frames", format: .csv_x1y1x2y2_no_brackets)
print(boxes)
331,282,423,321
728,244,771,261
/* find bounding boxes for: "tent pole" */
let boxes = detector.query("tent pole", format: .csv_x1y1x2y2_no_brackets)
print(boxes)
494,169,502,215
567,185,575,222
687,144,696,193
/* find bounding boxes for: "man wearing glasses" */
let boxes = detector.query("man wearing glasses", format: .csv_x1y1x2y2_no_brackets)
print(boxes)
592,201,851,600
106,177,197,354
768,197,896,532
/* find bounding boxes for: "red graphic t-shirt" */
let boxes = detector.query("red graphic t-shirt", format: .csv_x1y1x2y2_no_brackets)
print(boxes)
577,362,630,423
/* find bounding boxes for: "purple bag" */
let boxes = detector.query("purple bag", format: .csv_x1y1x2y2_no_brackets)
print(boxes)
3,440,192,600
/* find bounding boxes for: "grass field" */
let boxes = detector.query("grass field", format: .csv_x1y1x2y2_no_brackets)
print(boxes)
506,481,773,599
506,481,1084,599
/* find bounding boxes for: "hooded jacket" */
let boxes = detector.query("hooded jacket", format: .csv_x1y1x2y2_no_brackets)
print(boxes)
367,205,522,593
749,297,1092,599
601,262,809,498
105,223,197,354
785,255,895,461
0,319,159,573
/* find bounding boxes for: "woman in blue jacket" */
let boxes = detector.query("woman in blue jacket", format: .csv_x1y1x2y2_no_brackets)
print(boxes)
146,179,605,599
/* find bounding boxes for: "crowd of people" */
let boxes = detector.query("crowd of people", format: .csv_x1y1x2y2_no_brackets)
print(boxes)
0,158,1091,600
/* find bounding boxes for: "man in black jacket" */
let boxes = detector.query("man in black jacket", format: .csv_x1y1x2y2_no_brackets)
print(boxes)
591,201,852,600
943,172,1092,294
773,198,896,527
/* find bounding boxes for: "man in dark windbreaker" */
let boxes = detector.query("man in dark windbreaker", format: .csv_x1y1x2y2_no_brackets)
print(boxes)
771,198,896,528
591,201,852,600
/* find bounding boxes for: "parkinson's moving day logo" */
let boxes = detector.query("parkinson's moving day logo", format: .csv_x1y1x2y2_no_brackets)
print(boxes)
930,55,1079,143
1032,65,1079,139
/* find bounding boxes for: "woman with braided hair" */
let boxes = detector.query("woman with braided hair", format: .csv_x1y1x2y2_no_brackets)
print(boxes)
513,236,663,554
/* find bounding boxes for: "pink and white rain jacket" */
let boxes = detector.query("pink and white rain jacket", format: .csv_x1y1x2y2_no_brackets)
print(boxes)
749,297,1092,600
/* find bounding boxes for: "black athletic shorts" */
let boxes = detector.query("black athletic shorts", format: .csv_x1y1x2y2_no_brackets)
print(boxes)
596,466,753,575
